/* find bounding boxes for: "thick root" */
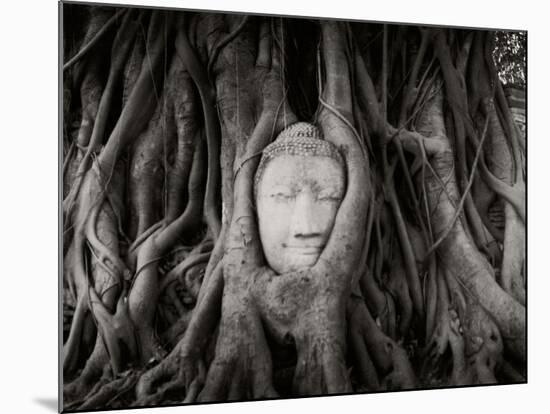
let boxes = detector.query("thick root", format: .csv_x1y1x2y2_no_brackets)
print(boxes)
136,352,203,406
78,370,140,411
63,340,110,405
347,295,417,391
292,331,351,395
198,271,277,401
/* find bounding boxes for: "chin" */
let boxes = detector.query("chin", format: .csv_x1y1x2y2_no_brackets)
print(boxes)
284,256,319,273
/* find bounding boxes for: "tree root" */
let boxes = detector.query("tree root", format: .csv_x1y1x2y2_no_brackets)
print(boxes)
160,251,210,292
416,79,525,360
198,307,277,401
445,267,502,385
423,267,453,363
160,309,193,348
136,260,224,403
175,19,222,239
64,340,110,405
78,370,140,411
64,8,127,71
88,285,139,375
347,295,416,391
63,293,89,376
500,203,525,305
382,248,414,339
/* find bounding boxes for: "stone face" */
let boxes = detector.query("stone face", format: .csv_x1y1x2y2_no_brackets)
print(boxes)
256,154,345,274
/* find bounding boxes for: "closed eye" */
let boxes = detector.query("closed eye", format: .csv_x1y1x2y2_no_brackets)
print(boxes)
317,193,342,202
270,192,294,200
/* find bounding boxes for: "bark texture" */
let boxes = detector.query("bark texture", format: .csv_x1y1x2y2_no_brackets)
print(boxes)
62,5,526,411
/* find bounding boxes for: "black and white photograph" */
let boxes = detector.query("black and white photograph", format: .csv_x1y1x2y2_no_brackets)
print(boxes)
58,1,528,412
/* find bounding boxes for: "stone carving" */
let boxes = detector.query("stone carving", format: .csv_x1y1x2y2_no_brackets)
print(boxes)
254,122,346,273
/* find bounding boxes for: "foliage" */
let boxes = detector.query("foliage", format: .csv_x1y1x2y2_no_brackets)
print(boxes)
493,30,526,87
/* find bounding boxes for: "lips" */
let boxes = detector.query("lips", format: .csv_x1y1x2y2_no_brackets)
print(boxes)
284,245,323,254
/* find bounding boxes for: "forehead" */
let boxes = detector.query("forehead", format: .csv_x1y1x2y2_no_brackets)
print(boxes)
259,155,345,188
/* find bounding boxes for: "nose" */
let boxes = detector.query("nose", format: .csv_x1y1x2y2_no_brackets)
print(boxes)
290,190,322,239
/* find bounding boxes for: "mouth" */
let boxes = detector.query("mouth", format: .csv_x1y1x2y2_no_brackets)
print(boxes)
283,245,323,255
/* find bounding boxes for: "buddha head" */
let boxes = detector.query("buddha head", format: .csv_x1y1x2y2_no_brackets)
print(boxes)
254,122,346,274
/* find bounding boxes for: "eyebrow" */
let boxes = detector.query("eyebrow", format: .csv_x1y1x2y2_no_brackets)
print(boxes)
309,181,343,193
